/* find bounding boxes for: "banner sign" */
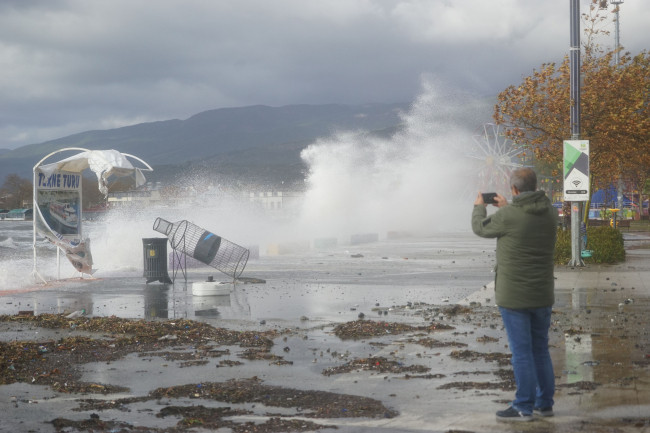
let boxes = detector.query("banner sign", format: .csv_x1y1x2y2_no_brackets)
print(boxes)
36,171,82,191
563,140,589,201
35,169,82,239
32,148,153,278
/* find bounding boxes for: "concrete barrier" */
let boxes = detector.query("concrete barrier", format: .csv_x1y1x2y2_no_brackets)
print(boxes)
350,233,379,245
266,241,310,255
313,237,338,249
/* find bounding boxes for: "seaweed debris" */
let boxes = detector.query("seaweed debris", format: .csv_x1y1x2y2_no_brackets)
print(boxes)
0,313,277,392
333,320,454,340
149,377,398,419
449,350,511,366
322,356,430,376
409,337,468,348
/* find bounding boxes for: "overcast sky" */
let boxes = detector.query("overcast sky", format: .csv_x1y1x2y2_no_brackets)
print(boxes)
1,0,647,150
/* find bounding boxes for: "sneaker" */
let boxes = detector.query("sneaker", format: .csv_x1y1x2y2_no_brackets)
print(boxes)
496,406,533,422
534,406,554,417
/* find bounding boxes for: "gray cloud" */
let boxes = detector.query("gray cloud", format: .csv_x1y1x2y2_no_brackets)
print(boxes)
1,0,647,149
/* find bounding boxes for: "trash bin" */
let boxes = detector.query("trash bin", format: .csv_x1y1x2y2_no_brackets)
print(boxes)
142,238,172,283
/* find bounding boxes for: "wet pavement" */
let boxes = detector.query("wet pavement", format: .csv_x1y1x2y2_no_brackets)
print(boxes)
1,229,649,432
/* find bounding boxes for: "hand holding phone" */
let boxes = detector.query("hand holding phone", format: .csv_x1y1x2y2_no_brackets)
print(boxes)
481,192,497,205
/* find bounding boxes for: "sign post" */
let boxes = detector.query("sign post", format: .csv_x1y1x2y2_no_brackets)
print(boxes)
567,0,585,267
564,139,589,266
563,140,590,201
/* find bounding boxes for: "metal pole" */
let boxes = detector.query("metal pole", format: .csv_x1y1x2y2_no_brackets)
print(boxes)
612,1,624,210
569,0,584,266
613,1,622,64
569,0,580,140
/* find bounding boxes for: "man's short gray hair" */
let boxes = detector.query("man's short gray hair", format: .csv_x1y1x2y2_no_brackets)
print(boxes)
510,168,537,192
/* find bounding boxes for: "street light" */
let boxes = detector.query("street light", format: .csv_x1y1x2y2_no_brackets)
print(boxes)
568,0,584,266
609,0,625,209
599,1,625,210
598,0,623,64
610,0,623,65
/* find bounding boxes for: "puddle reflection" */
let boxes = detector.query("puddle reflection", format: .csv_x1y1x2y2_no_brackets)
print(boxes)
0,280,253,321
144,282,251,320
555,287,650,412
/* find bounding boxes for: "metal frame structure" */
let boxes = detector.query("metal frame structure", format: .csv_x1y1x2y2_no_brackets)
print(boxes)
153,217,250,284
466,123,527,194
32,147,153,283
169,223,189,283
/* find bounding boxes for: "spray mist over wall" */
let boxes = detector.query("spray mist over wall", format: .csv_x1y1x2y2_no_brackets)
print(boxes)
86,192,273,273
296,80,481,239
7,81,490,287
60,81,489,275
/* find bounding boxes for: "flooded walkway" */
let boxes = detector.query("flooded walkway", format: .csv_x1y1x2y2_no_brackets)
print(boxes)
0,231,648,432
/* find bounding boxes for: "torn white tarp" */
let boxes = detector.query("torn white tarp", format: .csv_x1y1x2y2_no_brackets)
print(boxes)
45,234,95,275
38,149,148,196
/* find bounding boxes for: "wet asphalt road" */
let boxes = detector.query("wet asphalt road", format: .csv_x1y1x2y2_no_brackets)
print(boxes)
1,230,649,432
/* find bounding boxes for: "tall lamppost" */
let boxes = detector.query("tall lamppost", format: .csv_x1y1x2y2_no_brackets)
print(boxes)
568,0,584,266
598,0,625,216
611,0,623,65
610,1,624,210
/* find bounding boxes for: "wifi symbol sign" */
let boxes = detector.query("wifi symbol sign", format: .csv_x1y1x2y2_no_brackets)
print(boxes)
572,180,581,187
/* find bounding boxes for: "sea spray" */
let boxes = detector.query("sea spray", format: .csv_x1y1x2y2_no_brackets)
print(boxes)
85,190,284,273
296,81,480,239
4,81,492,286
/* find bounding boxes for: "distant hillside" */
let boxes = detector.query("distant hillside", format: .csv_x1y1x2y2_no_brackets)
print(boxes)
0,103,410,186
0,100,494,188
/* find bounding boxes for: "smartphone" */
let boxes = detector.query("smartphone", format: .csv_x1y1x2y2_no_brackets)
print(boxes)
482,192,497,204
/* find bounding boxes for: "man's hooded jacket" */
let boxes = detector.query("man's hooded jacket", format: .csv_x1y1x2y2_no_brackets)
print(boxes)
472,190,558,309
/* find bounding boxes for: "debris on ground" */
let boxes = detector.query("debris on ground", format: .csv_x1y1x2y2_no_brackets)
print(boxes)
449,350,511,366
475,335,499,343
0,314,278,392
557,381,601,392
408,337,468,348
149,377,398,419
321,356,430,376
0,314,398,432
333,319,454,340
1,285,648,433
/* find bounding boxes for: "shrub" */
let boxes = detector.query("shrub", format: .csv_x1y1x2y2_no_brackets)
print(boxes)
554,228,571,264
554,226,625,265
585,226,625,264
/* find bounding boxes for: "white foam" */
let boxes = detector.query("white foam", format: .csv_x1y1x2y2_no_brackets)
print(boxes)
296,80,476,239
3,80,490,286
0,237,18,249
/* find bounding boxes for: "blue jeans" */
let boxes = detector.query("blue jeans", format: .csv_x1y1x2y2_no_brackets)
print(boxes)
499,306,555,414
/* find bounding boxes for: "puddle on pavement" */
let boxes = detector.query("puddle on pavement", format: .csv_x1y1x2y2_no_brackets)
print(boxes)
1,233,649,432
552,284,650,426
1,295,648,432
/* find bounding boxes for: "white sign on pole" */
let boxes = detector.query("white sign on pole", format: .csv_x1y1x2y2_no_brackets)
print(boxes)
563,140,589,201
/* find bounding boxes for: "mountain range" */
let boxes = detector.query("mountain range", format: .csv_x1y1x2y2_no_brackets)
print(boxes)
1,101,492,189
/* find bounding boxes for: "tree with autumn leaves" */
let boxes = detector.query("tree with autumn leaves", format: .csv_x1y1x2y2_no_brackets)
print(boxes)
0,174,32,209
493,1,650,196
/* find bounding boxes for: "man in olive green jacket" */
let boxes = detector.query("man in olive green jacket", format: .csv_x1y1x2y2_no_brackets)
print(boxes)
472,168,557,422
